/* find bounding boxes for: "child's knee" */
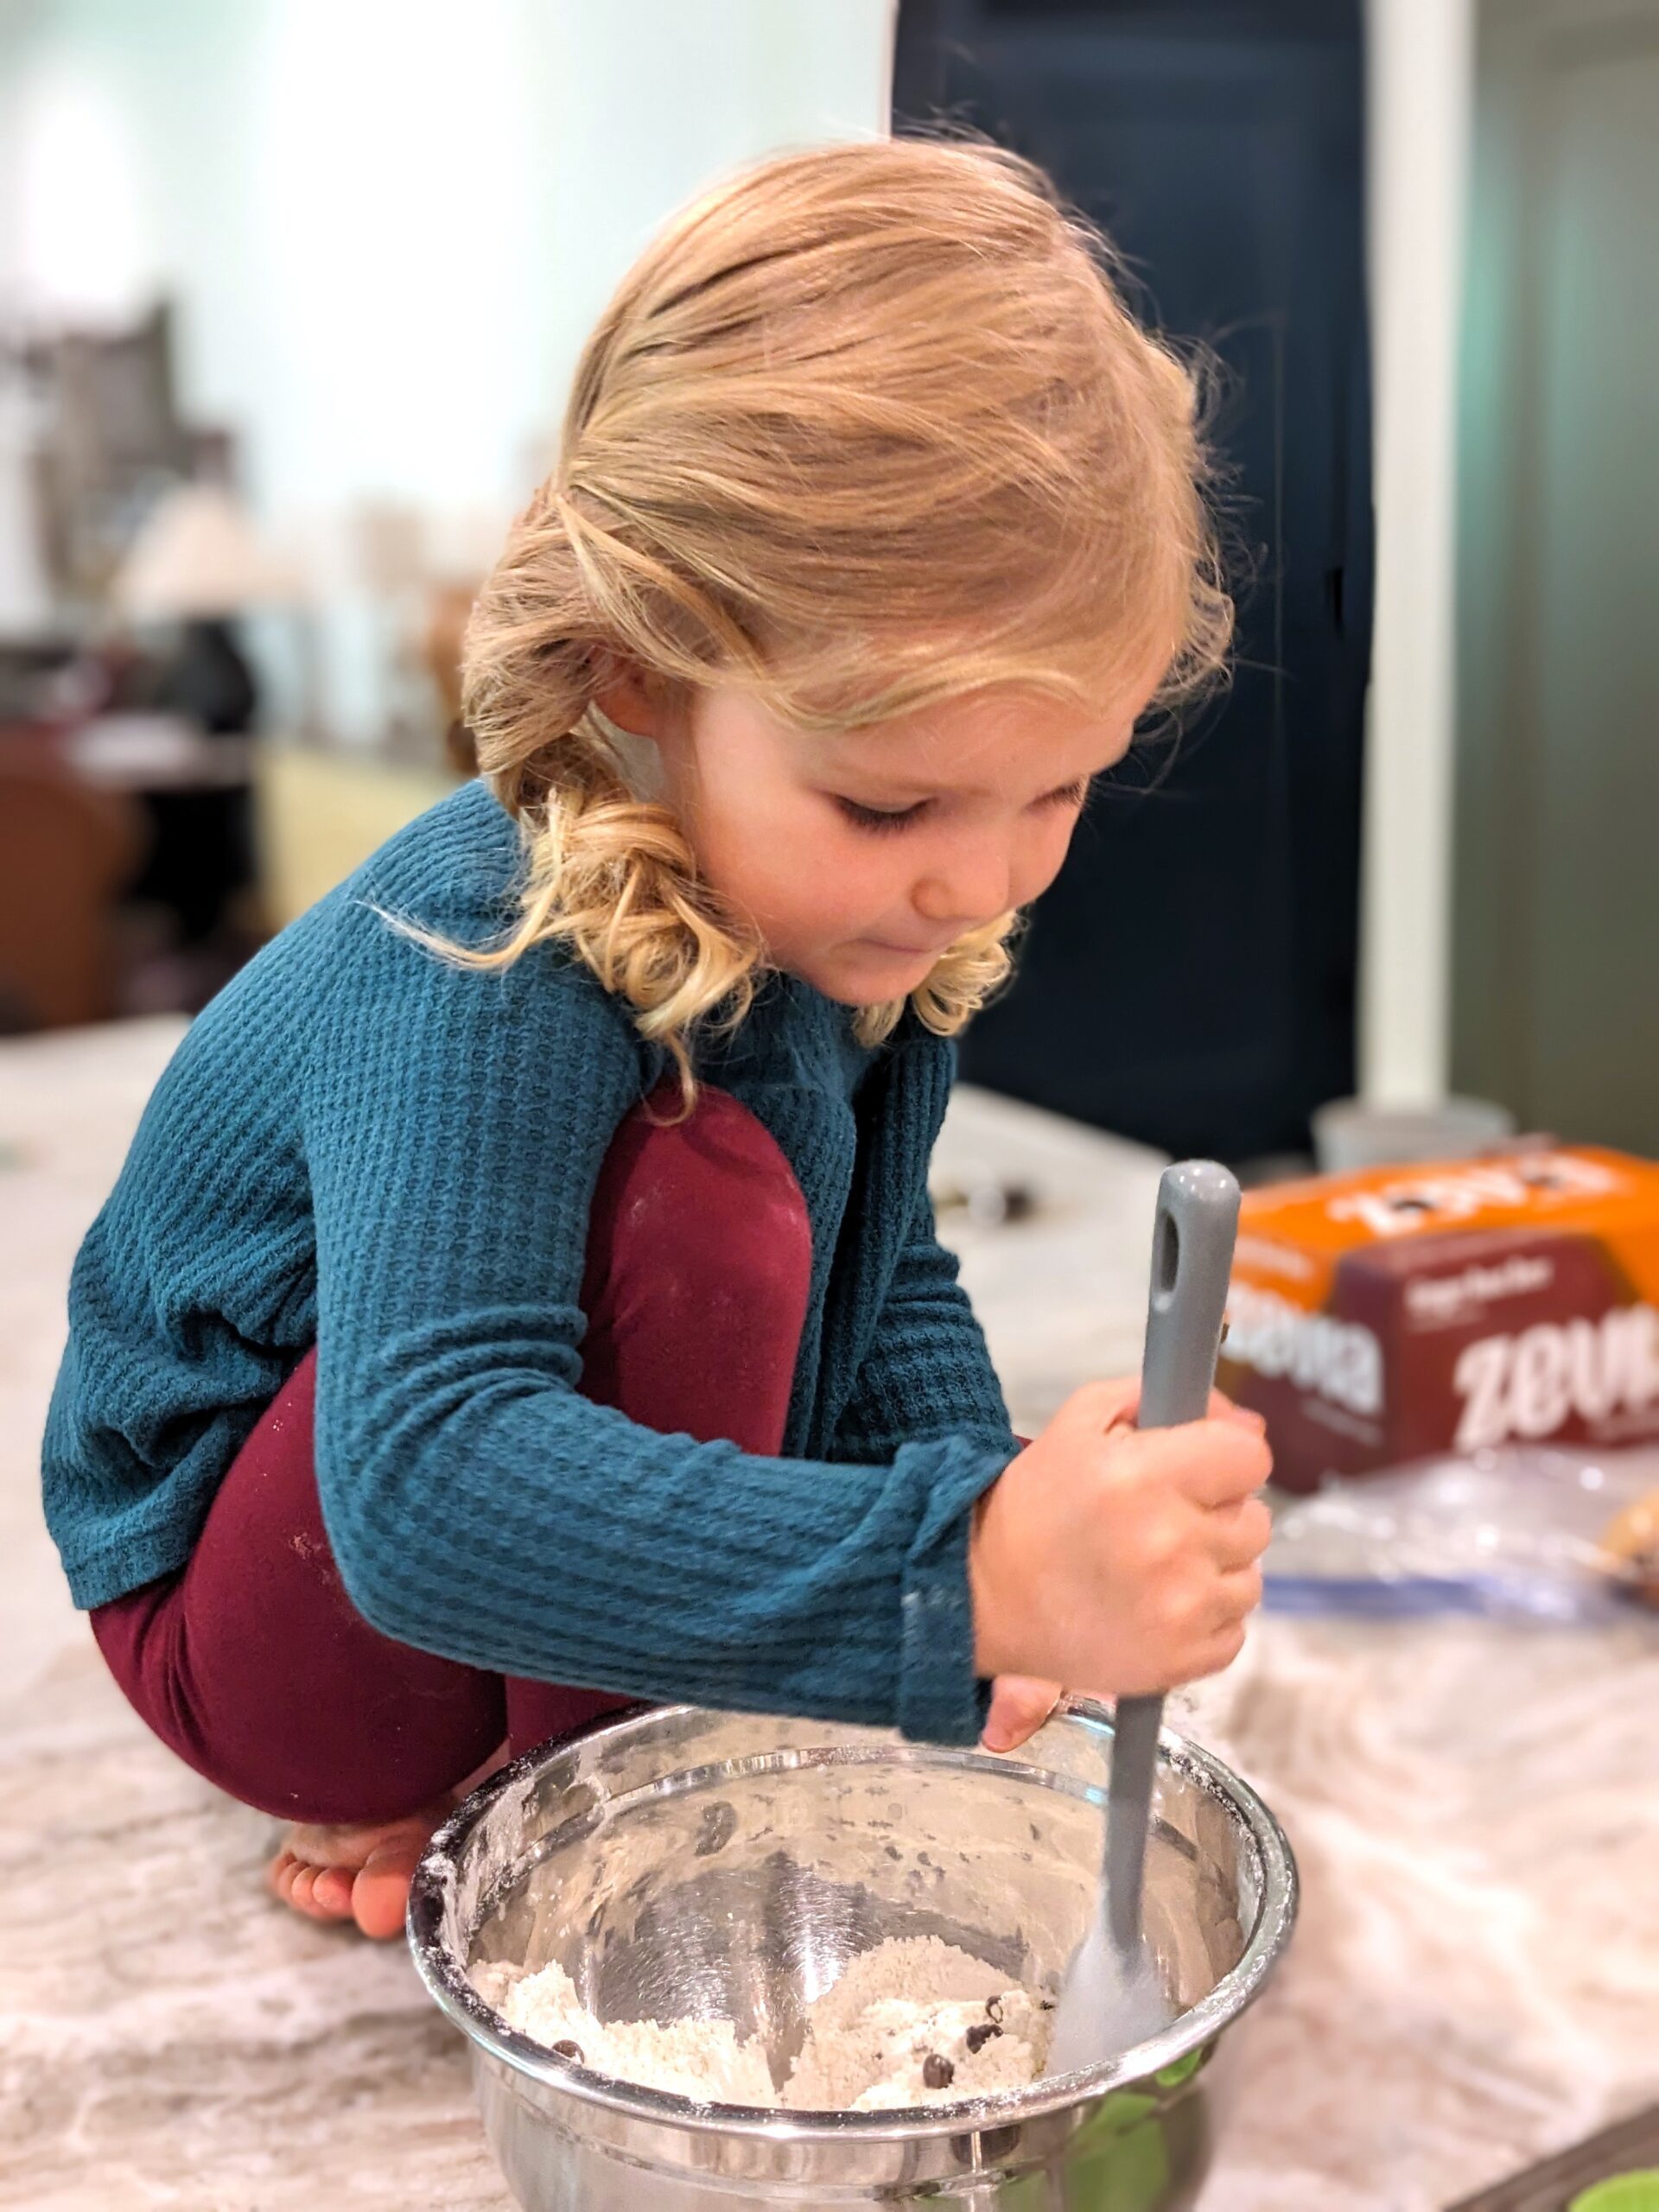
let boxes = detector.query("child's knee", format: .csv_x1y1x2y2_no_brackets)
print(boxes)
584,1084,812,1374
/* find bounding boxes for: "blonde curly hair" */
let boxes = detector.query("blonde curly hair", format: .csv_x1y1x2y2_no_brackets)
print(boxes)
453,136,1230,1089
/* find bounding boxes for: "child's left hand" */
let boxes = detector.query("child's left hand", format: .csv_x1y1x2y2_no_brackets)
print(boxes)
982,1675,1064,1753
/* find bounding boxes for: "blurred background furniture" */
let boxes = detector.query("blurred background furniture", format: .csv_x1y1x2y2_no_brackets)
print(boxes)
0,728,141,1031
22,302,194,607
102,477,292,992
255,743,458,931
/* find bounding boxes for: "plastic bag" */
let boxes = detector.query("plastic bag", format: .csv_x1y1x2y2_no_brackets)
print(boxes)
1262,1444,1659,1624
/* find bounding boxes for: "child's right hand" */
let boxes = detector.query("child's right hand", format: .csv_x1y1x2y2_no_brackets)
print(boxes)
969,1379,1272,1698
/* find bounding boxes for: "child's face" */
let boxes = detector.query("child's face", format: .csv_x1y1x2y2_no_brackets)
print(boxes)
636,671,1160,1006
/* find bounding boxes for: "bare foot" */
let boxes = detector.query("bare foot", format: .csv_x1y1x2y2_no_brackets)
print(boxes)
265,1744,512,1938
267,1804,452,1938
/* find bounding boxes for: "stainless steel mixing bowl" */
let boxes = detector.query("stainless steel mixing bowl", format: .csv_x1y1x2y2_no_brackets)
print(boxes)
409,1700,1296,2210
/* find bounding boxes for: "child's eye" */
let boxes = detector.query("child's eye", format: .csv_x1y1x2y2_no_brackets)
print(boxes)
1041,779,1091,810
834,797,927,834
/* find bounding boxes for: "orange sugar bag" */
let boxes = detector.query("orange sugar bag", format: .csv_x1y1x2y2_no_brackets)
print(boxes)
1217,1147,1659,1492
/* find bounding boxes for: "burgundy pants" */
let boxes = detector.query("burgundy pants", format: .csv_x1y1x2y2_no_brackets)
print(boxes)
90,1086,813,1825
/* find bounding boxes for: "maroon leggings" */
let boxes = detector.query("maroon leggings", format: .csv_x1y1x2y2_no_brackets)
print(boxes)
91,1085,813,1825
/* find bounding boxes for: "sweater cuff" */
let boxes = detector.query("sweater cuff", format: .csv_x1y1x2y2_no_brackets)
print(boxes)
895,1433,1018,1746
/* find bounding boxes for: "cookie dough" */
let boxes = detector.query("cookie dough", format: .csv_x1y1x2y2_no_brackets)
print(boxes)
785,1936,1050,2111
481,1934,1049,2113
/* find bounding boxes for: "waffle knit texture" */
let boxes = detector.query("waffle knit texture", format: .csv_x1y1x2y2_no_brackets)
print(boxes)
43,781,1020,1744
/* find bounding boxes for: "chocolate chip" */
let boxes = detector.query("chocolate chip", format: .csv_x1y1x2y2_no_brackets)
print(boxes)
550,2038,584,2063
1039,1998,1056,2012
985,1995,1004,2022
965,2021,1002,2054
923,2052,956,2089
694,1801,738,1858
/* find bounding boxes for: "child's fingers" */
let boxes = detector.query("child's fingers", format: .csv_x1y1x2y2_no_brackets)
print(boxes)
1205,1562,1265,1630
1179,1618,1251,1684
982,1675,1064,1754
1062,1383,1264,1447
1165,1419,1273,1508
1209,1389,1267,1433
1217,1621,1250,1669
1204,1494,1274,1570
1061,1377,1143,1435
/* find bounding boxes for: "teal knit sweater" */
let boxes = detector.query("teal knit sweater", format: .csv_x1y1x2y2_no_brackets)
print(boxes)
43,782,1019,1744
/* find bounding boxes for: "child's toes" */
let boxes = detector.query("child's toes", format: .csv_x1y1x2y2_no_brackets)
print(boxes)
309,1864,356,1918
350,1839,423,1940
276,1856,350,1923
265,1808,449,1935
266,1849,321,1913
285,1861,327,1917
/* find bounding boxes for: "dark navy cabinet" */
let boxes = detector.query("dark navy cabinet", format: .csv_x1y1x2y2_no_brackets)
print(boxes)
895,0,1373,1160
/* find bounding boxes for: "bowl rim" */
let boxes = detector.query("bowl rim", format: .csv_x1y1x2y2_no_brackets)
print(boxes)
406,1696,1298,2144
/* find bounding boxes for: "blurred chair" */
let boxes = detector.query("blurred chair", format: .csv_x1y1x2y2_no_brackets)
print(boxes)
0,731,143,1030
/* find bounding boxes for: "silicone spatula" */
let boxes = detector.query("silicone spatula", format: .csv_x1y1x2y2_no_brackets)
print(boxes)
1045,1159,1242,2075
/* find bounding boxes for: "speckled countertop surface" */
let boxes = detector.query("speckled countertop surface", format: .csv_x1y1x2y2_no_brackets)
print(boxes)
3,1020,1656,2210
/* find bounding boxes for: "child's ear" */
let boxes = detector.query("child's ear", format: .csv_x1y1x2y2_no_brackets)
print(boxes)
594,658,668,740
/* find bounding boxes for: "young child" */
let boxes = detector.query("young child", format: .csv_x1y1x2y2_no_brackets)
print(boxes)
43,139,1271,1940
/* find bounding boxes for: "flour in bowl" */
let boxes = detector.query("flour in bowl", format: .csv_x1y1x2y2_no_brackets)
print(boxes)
481,1957,775,2105
785,1935,1051,2111
480,1934,1050,2113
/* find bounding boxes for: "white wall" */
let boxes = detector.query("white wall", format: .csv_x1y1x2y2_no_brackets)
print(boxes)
1358,0,1476,1105
0,0,895,732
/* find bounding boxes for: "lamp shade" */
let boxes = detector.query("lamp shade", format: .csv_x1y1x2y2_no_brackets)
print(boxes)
113,483,294,620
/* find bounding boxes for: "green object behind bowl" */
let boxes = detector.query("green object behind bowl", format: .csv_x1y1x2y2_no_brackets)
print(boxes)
1570,2175,1659,2212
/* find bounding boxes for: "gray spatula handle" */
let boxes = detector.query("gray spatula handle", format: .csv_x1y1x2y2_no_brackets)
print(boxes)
1107,1160,1241,1956
1138,1160,1241,1433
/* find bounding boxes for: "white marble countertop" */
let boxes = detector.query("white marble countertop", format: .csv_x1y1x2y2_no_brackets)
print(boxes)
3,1018,1656,2210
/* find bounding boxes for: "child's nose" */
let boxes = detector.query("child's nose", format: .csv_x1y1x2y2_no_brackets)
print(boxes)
912,840,1013,931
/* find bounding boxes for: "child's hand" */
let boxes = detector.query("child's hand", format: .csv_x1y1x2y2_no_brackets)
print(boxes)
969,1380,1271,1698
982,1675,1063,1753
